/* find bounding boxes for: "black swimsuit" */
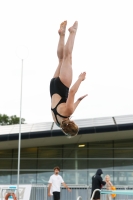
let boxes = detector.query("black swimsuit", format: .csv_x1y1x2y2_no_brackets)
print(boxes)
50,77,70,126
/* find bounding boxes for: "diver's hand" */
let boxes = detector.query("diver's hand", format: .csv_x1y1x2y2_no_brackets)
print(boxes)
78,94,88,101
78,72,86,81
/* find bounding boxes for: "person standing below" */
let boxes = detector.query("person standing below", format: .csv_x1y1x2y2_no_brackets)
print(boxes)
48,166,71,200
105,175,113,200
91,169,106,200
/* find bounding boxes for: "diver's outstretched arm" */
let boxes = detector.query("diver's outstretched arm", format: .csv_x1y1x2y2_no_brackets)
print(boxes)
70,72,86,94
73,94,88,112
65,72,87,114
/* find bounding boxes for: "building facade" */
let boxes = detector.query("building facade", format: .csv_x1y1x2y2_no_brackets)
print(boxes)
0,115,133,186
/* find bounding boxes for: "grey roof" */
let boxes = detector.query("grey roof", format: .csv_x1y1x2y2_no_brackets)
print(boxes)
114,115,133,124
0,115,133,135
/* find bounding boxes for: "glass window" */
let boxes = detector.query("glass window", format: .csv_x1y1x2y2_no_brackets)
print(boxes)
37,171,56,185
20,159,37,169
38,159,62,170
76,147,87,158
0,159,12,169
89,141,113,158
0,150,12,158
62,170,88,185
63,171,76,184
13,148,37,158
114,140,133,148
11,171,36,184
12,159,37,169
38,146,63,158
1,139,133,186
77,170,88,185
63,148,76,158
63,144,87,158
89,159,113,170
89,141,113,148
11,172,17,184
126,172,133,185
0,171,11,184
20,172,37,184
114,160,133,170
63,159,75,169
114,148,133,158
77,160,87,170
12,159,17,169
89,149,113,158
114,171,129,185
63,144,85,157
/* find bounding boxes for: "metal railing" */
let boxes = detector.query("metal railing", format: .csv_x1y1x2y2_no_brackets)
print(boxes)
46,185,89,200
30,185,47,200
30,185,133,200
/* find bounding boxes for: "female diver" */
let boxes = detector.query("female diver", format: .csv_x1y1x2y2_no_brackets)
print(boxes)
50,21,87,137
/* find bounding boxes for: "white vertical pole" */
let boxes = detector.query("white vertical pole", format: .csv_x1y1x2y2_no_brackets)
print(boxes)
17,59,23,200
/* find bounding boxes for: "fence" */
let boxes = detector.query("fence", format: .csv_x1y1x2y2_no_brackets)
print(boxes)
31,184,89,200
30,185,47,200
29,185,133,200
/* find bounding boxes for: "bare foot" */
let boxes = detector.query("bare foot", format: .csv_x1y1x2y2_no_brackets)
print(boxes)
58,21,67,36
68,21,78,33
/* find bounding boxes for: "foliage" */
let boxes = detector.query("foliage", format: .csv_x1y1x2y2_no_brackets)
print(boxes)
0,114,25,125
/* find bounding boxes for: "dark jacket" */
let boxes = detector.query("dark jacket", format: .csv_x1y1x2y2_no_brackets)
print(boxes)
91,169,106,199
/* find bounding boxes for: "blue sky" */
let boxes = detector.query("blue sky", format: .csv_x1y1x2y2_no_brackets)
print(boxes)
0,0,133,123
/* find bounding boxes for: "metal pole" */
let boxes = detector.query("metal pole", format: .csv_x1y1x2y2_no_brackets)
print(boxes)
17,59,23,200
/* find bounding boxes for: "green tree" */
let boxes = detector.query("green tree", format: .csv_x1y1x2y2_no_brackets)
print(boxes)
0,114,25,125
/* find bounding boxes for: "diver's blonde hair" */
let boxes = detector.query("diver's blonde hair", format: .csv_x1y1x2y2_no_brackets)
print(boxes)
60,119,79,137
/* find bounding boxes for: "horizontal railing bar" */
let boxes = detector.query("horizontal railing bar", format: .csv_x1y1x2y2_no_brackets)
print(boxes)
0,158,133,160
0,169,133,172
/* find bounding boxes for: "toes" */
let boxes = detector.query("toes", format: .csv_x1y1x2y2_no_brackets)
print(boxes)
60,21,67,28
73,21,78,28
